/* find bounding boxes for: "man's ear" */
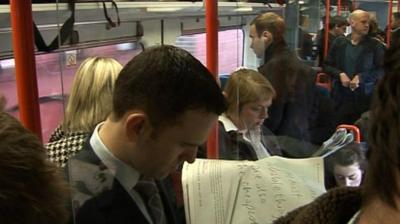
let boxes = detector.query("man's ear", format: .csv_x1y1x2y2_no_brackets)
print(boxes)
125,113,147,141
262,30,273,43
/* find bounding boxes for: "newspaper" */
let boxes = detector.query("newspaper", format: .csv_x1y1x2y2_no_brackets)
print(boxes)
182,156,325,224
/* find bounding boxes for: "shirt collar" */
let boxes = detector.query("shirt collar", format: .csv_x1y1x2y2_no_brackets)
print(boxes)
90,122,140,192
219,114,239,132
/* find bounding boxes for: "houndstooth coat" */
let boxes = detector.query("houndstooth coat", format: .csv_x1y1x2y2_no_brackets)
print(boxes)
45,125,89,167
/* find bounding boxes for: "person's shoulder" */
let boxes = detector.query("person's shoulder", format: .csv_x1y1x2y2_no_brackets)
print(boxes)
332,35,348,45
273,187,362,224
364,35,385,47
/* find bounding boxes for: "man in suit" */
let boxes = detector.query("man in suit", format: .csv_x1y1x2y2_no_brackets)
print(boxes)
66,45,227,224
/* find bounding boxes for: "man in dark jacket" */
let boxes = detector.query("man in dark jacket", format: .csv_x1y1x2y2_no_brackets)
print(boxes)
65,45,227,224
317,15,349,66
324,10,385,126
249,12,335,157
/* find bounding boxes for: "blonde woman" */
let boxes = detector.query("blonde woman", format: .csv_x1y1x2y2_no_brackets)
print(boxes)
216,68,282,160
46,57,122,167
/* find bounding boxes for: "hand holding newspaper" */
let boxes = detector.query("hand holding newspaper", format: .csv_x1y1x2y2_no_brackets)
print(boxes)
182,156,325,224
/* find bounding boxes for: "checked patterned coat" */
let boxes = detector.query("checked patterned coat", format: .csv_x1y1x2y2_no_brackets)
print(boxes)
45,125,89,167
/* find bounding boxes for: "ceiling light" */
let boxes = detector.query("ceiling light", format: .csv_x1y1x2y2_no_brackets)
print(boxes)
146,7,183,12
233,7,253,12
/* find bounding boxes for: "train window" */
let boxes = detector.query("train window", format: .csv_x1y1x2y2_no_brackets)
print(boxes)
175,29,244,77
0,43,142,142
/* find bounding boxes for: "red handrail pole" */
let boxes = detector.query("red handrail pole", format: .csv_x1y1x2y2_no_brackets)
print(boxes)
338,0,341,15
337,124,361,143
387,0,393,48
205,0,219,159
10,0,42,141
324,0,331,58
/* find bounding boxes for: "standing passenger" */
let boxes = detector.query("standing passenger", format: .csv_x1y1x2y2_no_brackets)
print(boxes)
249,12,335,156
389,12,400,47
46,57,122,167
66,45,226,224
324,10,385,126
317,15,349,66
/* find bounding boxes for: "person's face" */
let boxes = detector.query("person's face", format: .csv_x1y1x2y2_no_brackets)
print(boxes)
333,163,363,187
239,98,272,130
249,24,272,59
135,110,217,179
334,25,347,36
351,14,370,36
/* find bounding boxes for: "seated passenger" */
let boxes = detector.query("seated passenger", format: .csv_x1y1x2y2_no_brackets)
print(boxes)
46,57,122,167
325,142,367,189
0,97,68,224
201,69,282,160
273,38,400,224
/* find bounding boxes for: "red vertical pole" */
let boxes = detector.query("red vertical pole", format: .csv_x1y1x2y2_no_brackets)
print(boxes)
205,0,219,159
387,0,393,48
338,0,341,15
324,0,331,58
10,0,42,141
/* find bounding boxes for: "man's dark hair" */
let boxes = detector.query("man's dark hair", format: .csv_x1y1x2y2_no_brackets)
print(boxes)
329,15,349,29
112,45,227,127
0,96,69,224
330,143,367,170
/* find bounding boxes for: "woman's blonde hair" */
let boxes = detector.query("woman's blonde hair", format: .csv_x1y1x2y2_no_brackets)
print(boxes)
63,57,122,132
224,69,275,115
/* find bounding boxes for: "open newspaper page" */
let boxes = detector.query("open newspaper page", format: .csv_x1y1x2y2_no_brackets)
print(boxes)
182,156,325,224
182,159,248,224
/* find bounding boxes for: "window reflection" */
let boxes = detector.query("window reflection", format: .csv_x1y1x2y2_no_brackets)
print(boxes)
0,43,142,142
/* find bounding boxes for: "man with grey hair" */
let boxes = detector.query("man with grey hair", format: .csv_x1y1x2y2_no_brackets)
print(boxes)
324,9,385,126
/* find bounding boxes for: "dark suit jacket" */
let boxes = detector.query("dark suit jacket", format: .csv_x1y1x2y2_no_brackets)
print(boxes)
65,140,182,224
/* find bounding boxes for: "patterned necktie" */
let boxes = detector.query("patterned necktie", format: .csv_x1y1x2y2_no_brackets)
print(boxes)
135,179,167,224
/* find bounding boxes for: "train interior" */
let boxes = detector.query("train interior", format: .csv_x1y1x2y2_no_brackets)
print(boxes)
1,0,399,222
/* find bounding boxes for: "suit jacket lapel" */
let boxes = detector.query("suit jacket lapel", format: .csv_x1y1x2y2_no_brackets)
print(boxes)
68,142,150,224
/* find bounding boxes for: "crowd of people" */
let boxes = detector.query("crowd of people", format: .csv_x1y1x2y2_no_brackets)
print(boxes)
1,7,400,224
